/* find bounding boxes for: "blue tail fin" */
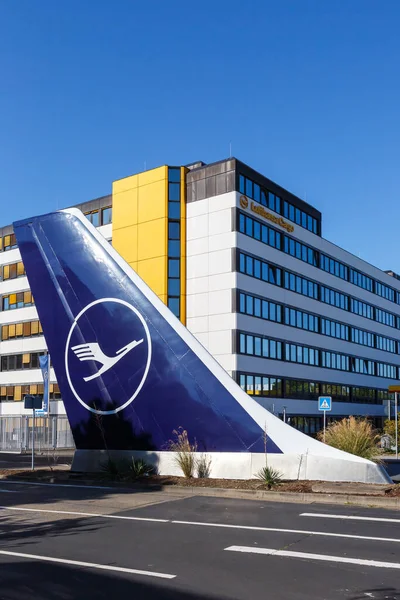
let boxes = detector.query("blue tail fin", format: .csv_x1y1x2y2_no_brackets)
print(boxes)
13,209,281,453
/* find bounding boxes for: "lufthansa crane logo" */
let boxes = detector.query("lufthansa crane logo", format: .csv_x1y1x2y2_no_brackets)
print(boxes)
240,195,249,209
71,339,144,382
65,298,152,415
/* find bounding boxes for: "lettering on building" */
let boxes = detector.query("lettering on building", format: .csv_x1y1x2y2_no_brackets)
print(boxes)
239,196,295,233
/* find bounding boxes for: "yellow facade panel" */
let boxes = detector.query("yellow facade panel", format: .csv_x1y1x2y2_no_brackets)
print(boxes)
113,225,138,264
112,188,138,231
137,257,167,297
137,180,167,224
137,166,167,187
112,173,139,195
137,218,166,261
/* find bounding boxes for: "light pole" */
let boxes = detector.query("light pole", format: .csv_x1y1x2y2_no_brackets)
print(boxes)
388,386,399,459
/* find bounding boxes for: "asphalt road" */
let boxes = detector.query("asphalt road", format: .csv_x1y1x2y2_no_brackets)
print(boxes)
0,481,399,599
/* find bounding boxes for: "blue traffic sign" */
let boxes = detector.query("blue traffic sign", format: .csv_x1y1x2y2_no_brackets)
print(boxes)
318,396,332,411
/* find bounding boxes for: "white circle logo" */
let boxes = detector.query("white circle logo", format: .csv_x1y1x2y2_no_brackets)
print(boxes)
65,298,152,415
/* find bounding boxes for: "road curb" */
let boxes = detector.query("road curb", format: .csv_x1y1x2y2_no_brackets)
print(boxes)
2,475,399,509
159,485,400,509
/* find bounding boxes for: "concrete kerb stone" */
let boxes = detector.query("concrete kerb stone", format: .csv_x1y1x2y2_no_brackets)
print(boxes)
2,475,399,510
160,485,400,509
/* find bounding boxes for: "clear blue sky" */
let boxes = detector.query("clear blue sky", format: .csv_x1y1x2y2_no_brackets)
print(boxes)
1,0,400,272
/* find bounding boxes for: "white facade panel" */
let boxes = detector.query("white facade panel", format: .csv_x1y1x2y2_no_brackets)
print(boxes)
186,254,209,279
186,237,209,258
208,330,232,356
186,213,209,240
0,249,21,266
208,249,232,276
0,306,38,325
0,277,30,295
186,316,209,334
0,336,46,355
0,367,56,385
186,276,209,295
208,290,232,315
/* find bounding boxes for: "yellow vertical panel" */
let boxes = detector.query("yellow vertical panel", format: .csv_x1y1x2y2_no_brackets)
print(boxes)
113,225,138,264
137,257,167,297
14,386,21,401
30,384,37,394
137,218,166,261
112,187,138,230
23,353,30,364
17,262,25,276
16,323,23,336
3,265,9,279
112,173,139,195
137,165,167,187
127,261,138,274
137,179,167,224
9,324,16,338
179,166,188,325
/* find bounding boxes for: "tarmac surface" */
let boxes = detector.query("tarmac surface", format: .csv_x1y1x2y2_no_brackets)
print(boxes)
0,478,399,599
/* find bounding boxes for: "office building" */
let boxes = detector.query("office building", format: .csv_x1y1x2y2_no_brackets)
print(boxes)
0,158,397,435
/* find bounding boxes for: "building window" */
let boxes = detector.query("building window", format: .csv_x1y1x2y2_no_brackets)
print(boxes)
2,291,34,311
2,261,25,280
101,207,112,225
238,173,320,235
85,211,100,227
237,331,399,379
1,320,42,340
167,167,181,319
1,233,18,252
1,352,41,371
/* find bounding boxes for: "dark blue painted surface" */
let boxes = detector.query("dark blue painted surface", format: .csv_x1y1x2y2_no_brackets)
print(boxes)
14,211,282,453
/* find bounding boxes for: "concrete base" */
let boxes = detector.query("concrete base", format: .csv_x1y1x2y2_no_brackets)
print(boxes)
72,449,392,485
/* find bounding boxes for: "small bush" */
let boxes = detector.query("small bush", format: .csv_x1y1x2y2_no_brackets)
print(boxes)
167,427,197,478
128,458,156,479
100,458,121,480
255,465,283,489
196,454,212,478
318,416,381,461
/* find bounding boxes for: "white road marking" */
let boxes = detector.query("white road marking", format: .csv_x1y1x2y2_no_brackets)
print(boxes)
1,507,399,544
171,519,400,543
300,512,400,524
0,506,168,523
0,489,17,493
225,546,400,570
0,480,116,491
0,549,176,579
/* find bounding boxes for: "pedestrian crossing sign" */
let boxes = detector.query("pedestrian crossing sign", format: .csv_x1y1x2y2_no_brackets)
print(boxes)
318,396,332,411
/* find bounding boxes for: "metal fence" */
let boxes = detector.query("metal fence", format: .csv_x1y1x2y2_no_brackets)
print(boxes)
0,415,75,453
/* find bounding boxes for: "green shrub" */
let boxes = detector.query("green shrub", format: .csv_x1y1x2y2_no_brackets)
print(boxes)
100,458,121,480
196,454,212,478
167,428,197,478
255,465,283,489
318,416,381,461
128,458,156,478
